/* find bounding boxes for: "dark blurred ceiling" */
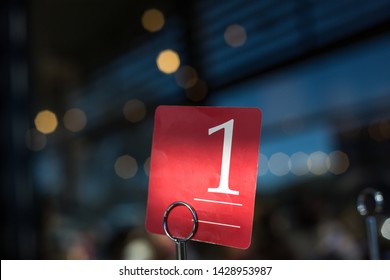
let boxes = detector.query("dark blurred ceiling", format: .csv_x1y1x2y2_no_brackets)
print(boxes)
29,0,390,104
30,0,176,100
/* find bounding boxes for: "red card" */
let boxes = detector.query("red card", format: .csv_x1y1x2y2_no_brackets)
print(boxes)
145,106,262,249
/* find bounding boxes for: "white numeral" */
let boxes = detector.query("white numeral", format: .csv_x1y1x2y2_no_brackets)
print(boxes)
208,119,239,195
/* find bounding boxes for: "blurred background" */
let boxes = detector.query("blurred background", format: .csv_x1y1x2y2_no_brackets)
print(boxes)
1,0,390,260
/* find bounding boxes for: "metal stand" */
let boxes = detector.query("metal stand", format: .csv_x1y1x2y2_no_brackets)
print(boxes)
357,188,384,260
163,201,198,260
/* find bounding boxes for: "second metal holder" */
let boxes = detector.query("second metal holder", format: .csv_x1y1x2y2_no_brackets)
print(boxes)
163,201,198,260
357,188,384,260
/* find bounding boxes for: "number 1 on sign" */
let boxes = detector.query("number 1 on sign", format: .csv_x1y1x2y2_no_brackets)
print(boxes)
208,119,239,195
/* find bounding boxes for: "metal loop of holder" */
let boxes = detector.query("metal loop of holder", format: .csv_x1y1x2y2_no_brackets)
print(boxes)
163,201,198,242
163,201,198,260
357,188,384,260
357,188,384,216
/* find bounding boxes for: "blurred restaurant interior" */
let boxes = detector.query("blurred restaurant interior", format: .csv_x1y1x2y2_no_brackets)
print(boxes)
1,0,390,259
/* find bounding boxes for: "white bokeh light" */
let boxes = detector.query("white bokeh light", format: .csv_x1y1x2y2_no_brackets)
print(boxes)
268,152,290,176
289,152,309,176
329,150,350,175
308,151,330,175
114,155,138,179
258,153,269,176
381,218,390,240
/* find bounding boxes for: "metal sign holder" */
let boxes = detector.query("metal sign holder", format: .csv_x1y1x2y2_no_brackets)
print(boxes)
357,188,384,260
163,201,198,260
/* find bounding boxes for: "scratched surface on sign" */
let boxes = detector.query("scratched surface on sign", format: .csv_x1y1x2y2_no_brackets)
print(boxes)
145,105,262,249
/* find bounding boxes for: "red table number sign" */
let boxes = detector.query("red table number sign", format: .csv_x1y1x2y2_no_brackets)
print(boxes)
146,106,262,249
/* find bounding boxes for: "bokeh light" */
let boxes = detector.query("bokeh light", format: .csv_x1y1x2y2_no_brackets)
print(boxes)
123,238,154,260
141,9,165,32
289,152,309,176
378,119,390,139
268,152,290,176
368,119,390,142
224,24,247,47
258,153,269,176
25,128,47,151
328,151,350,175
123,99,146,123
156,49,180,74
185,80,208,102
114,155,138,179
174,65,198,88
381,218,390,240
308,151,330,175
143,157,151,176
63,108,87,132
34,110,58,134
